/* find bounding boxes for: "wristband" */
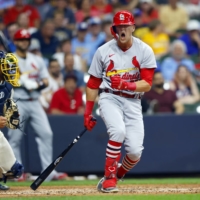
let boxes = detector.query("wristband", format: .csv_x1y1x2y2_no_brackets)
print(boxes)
84,101,95,115
37,81,47,91
125,82,137,91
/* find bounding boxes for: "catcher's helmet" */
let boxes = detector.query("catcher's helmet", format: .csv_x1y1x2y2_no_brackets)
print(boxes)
13,29,31,40
111,10,135,40
0,51,20,87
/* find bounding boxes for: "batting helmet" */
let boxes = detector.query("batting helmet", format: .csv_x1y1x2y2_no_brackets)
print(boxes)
14,29,31,40
111,11,135,40
0,51,20,87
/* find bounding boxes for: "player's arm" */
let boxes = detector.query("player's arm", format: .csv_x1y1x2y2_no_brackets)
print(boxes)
111,68,155,92
84,76,102,131
84,49,103,131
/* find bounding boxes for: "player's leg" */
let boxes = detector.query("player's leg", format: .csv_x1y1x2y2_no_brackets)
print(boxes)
117,99,144,179
97,93,126,192
0,131,24,189
29,101,53,172
7,100,28,164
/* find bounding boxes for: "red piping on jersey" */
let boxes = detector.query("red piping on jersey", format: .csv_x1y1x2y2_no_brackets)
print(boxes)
87,75,102,89
140,68,155,86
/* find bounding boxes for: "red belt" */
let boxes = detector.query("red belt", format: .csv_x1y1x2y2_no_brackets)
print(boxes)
103,89,141,99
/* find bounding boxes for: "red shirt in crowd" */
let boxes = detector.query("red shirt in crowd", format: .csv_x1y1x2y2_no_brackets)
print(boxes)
3,5,40,27
50,88,83,114
91,4,112,16
141,9,159,25
144,89,177,113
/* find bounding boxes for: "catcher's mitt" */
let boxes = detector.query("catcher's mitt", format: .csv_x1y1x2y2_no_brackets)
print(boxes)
3,98,20,129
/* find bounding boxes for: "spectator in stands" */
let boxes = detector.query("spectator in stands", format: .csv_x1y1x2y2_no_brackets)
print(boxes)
63,53,85,91
17,13,37,35
71,22,91,66
98,20,113,46
3,0,40,28
5,22,19,52
179,20,200,56
161,40,195,81
139,0,159,25
133,8,149,39
169,64,200,104
53,39,85,72
178,0,200,18
159,0,189,35
45,0,75,30
142,19,169,60
49,75,84,115
67,0,79,13
33,0,51,21
31,19,59,58
91,0,113,20
53,11,73,41
85,17,106,63
40,58,64,112
75,0,97,23
143,71,184,114
29,38,42,57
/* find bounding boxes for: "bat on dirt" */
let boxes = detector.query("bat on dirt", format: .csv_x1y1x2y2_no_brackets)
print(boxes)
30,118,96,191
0,31,12,53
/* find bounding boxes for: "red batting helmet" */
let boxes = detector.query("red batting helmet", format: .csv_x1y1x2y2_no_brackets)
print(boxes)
14,29,31,40
111,11,135,40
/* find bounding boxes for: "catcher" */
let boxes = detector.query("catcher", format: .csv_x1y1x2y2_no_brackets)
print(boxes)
0,51,24,190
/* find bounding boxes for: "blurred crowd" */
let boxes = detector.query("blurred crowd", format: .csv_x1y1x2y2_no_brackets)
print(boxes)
1,0,200,115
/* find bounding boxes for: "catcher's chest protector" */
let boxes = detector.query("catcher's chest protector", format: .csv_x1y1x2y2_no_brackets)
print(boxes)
0,82,12,114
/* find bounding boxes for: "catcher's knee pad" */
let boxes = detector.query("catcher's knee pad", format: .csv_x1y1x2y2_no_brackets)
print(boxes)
3,160,24,180
10,160,24,178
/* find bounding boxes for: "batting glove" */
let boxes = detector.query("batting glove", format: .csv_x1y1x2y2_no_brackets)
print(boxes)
84,115,97,131
110,76,128,90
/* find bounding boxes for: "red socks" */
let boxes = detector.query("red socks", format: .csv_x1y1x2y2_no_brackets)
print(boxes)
117,154,140,178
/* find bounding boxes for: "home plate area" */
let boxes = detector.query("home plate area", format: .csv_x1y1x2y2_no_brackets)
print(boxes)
0,184,200,197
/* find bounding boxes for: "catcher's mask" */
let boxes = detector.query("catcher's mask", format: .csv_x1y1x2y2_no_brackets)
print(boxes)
0,51,20,87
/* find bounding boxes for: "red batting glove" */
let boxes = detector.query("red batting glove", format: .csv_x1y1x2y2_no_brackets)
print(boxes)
110,76,137,91
84,101,97,131
84,114,97,131
110,76,128,90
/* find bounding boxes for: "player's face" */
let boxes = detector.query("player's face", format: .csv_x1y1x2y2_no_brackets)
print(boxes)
115,25,135,44
15,39,30,52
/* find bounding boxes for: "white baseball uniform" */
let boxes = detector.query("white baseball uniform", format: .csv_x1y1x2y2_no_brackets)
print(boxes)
88,37,157,160
7,52,54,175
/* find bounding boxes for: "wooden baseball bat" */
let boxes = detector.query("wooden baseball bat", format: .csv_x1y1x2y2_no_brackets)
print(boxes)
30,118,96,190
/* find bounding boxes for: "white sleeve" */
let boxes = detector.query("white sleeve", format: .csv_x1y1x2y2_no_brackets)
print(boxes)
140,44,157,69
88,49,103,78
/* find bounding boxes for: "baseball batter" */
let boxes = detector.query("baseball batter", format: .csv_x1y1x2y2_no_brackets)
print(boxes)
7,29,66,181
0,51,24,190
84,11,157,193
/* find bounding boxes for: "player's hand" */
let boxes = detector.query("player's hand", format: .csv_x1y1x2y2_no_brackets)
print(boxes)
84,114,97,131
110,76,127,90
20,74,39,90
0,116,7,128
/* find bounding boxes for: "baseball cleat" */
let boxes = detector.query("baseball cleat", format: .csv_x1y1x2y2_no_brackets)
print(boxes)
97,177,119,193
0,184,9,190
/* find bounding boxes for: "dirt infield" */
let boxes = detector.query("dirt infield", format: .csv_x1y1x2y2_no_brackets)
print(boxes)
0,184,200,197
